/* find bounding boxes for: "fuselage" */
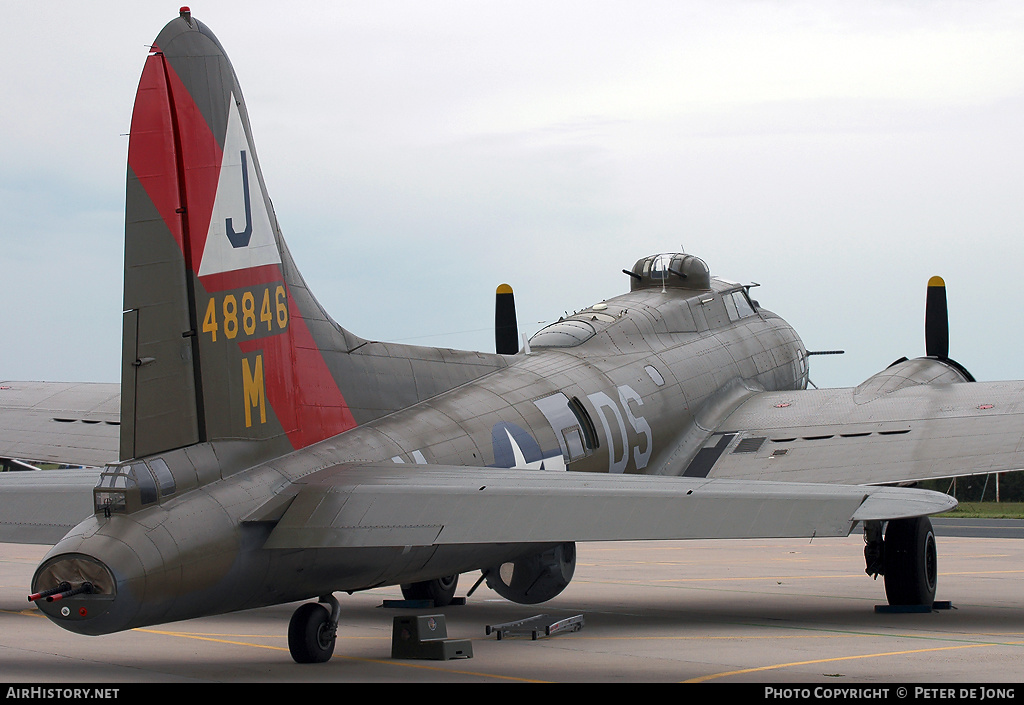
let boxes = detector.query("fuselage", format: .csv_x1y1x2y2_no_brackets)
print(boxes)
32,257,807,635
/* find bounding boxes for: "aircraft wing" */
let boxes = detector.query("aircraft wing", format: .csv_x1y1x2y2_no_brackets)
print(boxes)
254,464,955,550
684,381,1024,485
0,381,120,467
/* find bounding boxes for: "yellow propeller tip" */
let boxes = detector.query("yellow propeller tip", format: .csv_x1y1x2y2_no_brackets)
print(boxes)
928,276,945,288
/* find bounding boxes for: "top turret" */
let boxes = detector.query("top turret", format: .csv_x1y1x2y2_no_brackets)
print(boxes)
626,254,711,291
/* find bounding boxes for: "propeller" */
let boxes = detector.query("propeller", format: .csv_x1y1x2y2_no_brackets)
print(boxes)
922,275,975,381
495,283,519,355
924,275,949,360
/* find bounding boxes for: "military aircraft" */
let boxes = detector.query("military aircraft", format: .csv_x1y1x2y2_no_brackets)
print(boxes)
8,9,1024,665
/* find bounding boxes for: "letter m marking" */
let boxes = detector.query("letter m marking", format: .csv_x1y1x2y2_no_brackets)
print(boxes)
242,354,266,428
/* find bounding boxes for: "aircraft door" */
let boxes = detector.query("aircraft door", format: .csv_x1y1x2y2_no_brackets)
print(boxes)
533,393,594,465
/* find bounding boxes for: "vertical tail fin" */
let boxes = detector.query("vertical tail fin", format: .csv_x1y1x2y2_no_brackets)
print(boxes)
121,12,356,460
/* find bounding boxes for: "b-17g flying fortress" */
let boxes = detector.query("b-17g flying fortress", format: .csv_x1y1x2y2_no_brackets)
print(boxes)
2,3,1024,676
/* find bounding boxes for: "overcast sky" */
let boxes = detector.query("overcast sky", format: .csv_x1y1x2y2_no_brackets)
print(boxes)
3,1,1023,389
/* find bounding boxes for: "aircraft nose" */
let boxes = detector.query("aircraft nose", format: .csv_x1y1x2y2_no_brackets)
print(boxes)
29,532,145,636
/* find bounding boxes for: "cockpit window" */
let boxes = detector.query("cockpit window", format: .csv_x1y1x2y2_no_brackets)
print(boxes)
529,320,596,348
734,291,756,317
725,290,756,322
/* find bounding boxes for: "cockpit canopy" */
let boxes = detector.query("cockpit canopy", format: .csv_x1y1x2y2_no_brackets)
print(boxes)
628,253,710,291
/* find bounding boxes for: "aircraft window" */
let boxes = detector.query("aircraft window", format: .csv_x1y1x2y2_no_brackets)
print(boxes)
725,291,756,321
645,365,665,386
724,294,739,321
132,464,158,505
93,462,158,510
650,254,671,280
97,467,128,490
529,320,596,348
148,458,176,497
732,291,755,318
561,426,587,461
94,490,126,515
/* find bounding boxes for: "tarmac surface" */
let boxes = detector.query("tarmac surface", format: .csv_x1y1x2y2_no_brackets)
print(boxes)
2,523,1024,683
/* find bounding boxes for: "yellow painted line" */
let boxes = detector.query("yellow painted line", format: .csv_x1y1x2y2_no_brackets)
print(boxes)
1,608,47,619
686,639,1024,683
134,627,546,682
135,627,290,652
1,607,544,681
557,633,872,641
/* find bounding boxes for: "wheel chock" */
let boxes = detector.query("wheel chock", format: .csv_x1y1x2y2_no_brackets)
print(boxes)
391,614,473,660
874,604,932,613
874,601,953,613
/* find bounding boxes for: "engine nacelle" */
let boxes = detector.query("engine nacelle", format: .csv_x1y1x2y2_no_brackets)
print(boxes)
854,356,973,404
484,542,576,604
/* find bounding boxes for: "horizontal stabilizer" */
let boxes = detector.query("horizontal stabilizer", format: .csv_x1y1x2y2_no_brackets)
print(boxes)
0,468,101,544
256,464,956,549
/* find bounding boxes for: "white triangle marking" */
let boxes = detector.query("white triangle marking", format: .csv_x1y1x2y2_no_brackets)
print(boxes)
198,95,281,278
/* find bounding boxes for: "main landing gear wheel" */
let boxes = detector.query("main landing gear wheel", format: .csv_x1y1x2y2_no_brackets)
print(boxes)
400,575,459,606
883,516,938,606
288,596,340,663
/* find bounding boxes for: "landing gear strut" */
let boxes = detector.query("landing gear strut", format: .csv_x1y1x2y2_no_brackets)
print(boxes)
400,575,459,606
288,594,340,663
865,516,938,606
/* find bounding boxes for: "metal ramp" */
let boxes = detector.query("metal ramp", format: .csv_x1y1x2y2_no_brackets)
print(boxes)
485,614,584,640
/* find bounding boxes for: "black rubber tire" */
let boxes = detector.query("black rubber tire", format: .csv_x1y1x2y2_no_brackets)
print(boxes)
288,603,336,663
883,516,938,606
400,575,459,606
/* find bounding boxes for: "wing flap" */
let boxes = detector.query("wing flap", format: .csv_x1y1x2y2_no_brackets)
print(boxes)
260,464,956,549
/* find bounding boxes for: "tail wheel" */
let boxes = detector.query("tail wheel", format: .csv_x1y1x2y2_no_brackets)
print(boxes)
883,516,938,606
400,575,459,606
288,602,336,663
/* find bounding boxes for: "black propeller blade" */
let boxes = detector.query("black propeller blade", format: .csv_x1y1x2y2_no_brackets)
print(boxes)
495,283,519,355
925,275,949,360
922,275,974,380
